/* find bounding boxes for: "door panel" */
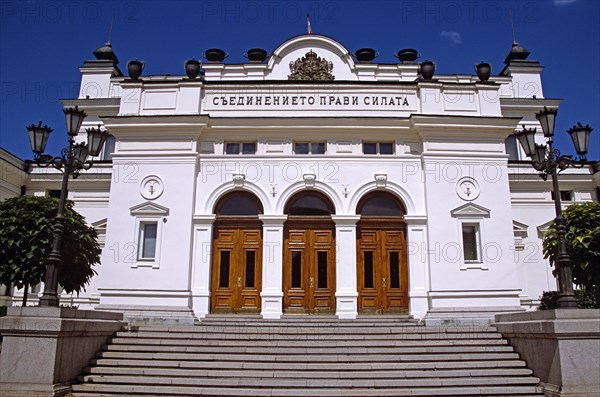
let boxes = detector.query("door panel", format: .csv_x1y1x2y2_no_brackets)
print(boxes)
357,228,408,313
284,227,335,313
212,227,262,313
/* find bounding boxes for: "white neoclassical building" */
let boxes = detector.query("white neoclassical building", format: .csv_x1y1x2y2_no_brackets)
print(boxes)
2,34,598,324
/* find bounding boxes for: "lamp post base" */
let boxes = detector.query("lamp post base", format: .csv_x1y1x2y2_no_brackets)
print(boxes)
557,295,579,309
38,293,60,307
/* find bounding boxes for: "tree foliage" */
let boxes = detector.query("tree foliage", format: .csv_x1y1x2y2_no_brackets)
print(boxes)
542,201,600,306
0,195,100,295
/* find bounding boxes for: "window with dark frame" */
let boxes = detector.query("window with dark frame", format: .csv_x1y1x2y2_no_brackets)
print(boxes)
462,224,480,262
139,222,158,260
551,190,573,201
47,190,62,199
505,135,519,160
294,142,325,155
225,142,256,155
363,142,394,155
102,135,116,160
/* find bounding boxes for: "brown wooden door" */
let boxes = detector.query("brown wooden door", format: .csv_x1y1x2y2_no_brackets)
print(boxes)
283,220,335,313
357,224,408,313
211,225,262,313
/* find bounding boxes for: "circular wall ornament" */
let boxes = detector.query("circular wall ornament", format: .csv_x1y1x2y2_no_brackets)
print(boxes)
140,175,164,200
456,177,480,201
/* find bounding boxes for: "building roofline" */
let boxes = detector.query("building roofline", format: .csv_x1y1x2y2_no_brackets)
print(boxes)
0,148,28,172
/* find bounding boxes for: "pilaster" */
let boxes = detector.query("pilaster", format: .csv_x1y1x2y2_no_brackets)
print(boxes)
404,215,429,320
332,215,360,319
259,215,287,319
191,215,216,319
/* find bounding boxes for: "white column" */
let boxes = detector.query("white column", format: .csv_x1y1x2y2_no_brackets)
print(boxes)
258,215,287,319
190,215,215,319
332,215,360,319
405,215,429,320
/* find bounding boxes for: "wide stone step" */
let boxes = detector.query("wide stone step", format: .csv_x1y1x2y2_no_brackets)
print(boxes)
73,320,542,397
195,321,421,328
89,358,530,371
129,324,496,333
78,374,540,388
116,330,503,340
84,366,534,379
97,351,521,362
108,336,508,347
71,383,543,396
200,314,417,323
102,344,515,354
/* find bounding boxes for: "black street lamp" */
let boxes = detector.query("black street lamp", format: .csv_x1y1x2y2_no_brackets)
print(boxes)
514,107,593,309
26,106,109,307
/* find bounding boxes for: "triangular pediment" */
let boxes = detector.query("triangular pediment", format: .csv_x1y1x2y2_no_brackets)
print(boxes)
513,220,529,232
130,202,169,216
91,218,108,248
450,203,491,218
513,220,529,238
91,218,108,229
537,219,554,238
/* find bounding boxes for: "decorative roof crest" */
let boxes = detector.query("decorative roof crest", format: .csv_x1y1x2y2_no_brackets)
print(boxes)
288,50,334,81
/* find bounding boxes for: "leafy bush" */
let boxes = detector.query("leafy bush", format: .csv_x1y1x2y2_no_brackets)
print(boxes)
538,289,598,310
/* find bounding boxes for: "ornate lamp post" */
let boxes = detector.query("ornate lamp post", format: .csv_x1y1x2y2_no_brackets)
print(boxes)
514,107,593,308
26,106,109,307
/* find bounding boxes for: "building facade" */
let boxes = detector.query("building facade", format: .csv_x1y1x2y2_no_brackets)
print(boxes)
2,34,598,323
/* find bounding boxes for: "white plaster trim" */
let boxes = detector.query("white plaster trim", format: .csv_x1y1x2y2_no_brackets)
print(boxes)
274,180,343,215
130,202,169,216
201,180,271,214
348,180,417,215
450,202,491,218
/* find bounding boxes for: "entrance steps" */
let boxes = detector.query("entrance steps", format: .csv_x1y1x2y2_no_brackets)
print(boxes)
71,316,543,397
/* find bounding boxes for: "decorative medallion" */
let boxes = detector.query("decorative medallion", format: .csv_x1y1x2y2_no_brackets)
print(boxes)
456,177,480,201
288,50,334,81
140,175,164,200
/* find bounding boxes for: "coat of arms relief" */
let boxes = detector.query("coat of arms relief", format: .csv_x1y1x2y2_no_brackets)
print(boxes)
288,50,334,81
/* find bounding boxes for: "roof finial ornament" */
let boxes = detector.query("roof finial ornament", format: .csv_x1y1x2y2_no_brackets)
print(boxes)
106,9,116,46
503,9,531,65
306,14,313,35
509,9,518,46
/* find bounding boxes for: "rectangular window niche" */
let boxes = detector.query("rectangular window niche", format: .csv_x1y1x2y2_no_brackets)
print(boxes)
450,203,490,271
132,218,163,269
129,202,169,269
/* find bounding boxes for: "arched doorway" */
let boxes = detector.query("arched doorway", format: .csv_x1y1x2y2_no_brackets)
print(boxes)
356,192,408,313
283,191,336,313
211,191,263,313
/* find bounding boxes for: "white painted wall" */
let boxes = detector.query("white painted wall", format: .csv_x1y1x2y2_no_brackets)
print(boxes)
8,33,596,320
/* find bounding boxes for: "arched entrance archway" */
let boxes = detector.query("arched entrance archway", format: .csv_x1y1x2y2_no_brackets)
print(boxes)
211,191,263,313
283,191,336,313
356,192,408,313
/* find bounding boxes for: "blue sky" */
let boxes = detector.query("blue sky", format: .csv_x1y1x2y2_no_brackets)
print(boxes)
1,0,598,160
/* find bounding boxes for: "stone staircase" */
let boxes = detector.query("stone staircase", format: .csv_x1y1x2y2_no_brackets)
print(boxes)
71,315,543,396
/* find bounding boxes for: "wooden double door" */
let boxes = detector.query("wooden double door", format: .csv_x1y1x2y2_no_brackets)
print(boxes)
283,219,336,313
357,221,408,313
211,221,262,313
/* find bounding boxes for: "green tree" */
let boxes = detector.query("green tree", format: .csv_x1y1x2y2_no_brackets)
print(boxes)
0,195,100,304
543,201,600,307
